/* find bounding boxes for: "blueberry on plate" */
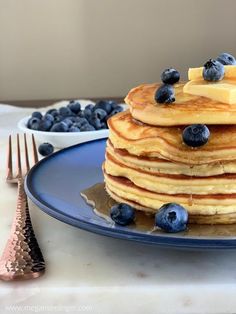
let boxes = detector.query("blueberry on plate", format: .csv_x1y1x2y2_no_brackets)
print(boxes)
110,203,135,226
68,101,81,114
85,104,94,111
50,121,68,132
108,100,119,110
93,108,107,120
155,203,188,233
155,84,175,103
216,52,236,65
32,111,43,120
80,124,95,131
27,117,41,130
38,118,53,131
203,59,224,81
183,124,210,147
38,142,54,156
161,68,180,84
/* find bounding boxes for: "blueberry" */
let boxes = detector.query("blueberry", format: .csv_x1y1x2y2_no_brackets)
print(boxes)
77,111,85,118
94,100,112,114
62,118,73,128
89,116,102,129
68,101,81,114
49,109,59,118
110,203,135,226
84,108,92,119
203,59,224,81
154,84,175,104
44,113,54,122
27,117,40,130
46,108,58,116
80,124,95,131
38,143,54,156
155,203,188,233
32,111,43,120
69,126,81,132
50,121,68,132
161,68,180,84
54,115,63,123
108,100,119,110
216,52,236,65
75,117,89,128
59,106,73,117
38,119,53,131
85,104,94,111
182,124,210,147
93,108,107,120
100,122,108,129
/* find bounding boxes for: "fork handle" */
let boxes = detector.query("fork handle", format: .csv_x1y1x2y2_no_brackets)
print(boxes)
0,178,45,281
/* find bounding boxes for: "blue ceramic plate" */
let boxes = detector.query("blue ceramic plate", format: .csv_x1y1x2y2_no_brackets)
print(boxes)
25,139,236,249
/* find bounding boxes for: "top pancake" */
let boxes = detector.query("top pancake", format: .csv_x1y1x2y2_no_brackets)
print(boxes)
125,82,236,126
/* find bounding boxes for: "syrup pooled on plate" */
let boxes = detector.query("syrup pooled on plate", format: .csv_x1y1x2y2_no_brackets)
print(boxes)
81,183,236,237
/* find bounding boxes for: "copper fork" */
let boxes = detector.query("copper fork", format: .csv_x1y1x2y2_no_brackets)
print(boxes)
0,134,45,281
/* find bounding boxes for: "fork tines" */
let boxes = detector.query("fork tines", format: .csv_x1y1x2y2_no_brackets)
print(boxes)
7,134,39,182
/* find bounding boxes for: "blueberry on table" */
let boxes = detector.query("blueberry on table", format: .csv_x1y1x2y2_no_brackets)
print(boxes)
155,84,175,104
216,52,236,65
50,121,68,132
68,101,81,114
38,143,54,156
32,111,43,120
183,124,210,147
110,203,135,226
27,117,41,130
155,203,188,233
161,68,180,84
203,59,224,81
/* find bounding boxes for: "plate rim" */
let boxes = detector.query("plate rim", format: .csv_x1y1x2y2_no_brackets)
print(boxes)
25,138,236,249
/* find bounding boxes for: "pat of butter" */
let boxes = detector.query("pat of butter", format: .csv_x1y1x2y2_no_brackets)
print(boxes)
183,80,236,104
188,65,236,81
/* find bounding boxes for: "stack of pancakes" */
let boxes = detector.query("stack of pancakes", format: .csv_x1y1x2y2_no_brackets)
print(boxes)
103,83,236,224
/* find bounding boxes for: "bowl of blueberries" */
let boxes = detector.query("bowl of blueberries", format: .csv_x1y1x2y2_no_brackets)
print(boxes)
18,99,124,149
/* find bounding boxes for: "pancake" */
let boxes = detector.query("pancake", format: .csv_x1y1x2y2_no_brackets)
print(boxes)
125,83,236,126
107,140,236,177
104,172,236,224
104,150,236,195
108,111,236,165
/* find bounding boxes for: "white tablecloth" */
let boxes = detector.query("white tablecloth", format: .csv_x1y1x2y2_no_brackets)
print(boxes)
0,103,236,314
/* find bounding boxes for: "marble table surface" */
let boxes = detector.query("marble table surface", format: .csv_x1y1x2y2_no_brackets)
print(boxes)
1,103,236,314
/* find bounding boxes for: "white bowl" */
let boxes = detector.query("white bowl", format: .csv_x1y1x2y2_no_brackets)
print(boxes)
18,115,109,148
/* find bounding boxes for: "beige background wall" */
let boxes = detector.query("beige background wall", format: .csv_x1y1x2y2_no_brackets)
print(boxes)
0,0,236,101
